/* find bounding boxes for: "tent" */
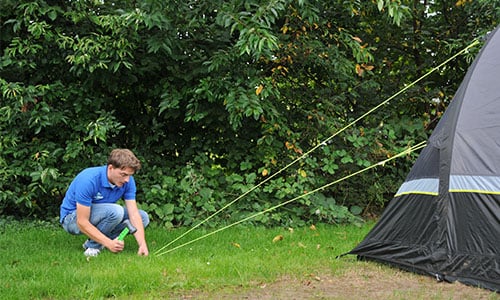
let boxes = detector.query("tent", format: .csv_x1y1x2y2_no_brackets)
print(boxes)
348,26,500,292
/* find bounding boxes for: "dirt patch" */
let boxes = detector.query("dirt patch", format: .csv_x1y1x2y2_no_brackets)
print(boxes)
176,264,498,300
238,270,496,300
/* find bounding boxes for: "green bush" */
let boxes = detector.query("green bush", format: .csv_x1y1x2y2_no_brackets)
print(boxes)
0,0,495,226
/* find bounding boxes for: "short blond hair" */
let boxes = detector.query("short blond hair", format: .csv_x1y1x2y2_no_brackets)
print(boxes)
107,149,141,171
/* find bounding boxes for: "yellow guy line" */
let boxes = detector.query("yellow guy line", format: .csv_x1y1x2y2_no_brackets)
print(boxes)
154,39,479,256
155,141,427,256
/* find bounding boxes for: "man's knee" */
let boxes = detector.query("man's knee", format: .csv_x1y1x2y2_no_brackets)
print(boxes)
61,212,80,235
107,204,125,221
90,203,125,225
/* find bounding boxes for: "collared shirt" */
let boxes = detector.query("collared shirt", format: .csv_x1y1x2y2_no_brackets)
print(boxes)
59,165,136,223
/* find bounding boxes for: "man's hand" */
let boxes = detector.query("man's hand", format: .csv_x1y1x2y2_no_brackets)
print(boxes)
106,239,125,253
137,244,149,256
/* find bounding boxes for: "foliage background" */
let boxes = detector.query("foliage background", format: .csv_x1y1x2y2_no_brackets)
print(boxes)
1,0,499,227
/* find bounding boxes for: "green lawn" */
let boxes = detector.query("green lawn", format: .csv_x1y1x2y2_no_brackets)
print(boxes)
1,219,497,299
0,219,370,299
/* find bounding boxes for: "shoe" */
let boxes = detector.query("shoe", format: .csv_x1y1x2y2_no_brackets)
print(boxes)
84,247,101,257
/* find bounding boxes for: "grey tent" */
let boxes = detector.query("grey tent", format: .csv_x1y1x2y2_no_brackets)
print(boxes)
348,26,500,292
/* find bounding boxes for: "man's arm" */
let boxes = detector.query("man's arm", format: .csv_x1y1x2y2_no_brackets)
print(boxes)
125,199,149,256
76,203,124,253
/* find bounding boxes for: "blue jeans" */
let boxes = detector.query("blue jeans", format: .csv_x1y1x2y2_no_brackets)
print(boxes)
61,203,150,249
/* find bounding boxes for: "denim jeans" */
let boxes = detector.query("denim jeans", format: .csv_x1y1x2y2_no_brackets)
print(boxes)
61,203,150,249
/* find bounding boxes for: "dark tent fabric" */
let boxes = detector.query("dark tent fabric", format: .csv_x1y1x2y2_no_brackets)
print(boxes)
348,26,500,292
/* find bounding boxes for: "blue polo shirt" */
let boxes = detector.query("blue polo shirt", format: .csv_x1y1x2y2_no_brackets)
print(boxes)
59,165,137,223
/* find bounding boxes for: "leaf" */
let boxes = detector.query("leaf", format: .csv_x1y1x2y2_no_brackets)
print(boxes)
352,36,362,43
48,10,58,21
377,0,384,11
356,64,364,76
272,235,284,243
256,84,264,95
350,205,363,215
362,64,374,71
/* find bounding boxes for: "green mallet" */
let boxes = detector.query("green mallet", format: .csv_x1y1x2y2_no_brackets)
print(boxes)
117,220,137,241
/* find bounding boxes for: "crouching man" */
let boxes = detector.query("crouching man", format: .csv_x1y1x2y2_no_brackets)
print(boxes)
60,148,149,257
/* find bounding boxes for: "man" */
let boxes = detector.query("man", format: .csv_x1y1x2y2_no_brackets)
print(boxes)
60,148,149,257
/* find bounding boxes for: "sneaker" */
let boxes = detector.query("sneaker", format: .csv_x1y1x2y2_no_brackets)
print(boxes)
84,247,101,257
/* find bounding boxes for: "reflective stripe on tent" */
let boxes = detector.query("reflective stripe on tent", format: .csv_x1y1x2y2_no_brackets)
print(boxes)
450,175,500,194
395,178,438,196
396,175,500,196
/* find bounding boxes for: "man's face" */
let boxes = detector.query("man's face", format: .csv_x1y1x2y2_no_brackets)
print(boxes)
107,165,135,187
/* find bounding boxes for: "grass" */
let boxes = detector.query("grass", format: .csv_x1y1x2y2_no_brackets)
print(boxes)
1,219,497,299
0,219,368,299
